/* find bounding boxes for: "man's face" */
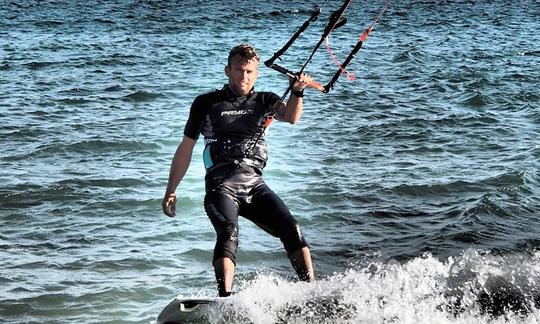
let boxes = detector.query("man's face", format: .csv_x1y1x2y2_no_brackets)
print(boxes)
225,55,259,96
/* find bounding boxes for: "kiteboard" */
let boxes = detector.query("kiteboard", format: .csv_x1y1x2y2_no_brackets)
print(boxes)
156,296,227,324
156,293,358,323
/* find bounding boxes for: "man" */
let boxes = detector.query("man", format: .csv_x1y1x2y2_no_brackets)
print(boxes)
162,43,314,297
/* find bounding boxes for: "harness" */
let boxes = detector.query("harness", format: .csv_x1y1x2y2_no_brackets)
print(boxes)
203,136,267,174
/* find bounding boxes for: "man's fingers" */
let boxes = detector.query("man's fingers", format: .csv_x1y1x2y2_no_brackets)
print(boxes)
295,73,313,89
169,198,176,217
162,195,177,217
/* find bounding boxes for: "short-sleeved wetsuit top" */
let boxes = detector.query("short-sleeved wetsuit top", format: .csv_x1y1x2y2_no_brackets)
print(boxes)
183,85,281,192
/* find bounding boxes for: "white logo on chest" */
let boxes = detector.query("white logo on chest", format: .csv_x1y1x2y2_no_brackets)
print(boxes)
221,110,249,116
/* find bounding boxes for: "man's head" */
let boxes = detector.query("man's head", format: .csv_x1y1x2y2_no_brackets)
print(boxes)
225,44,260,96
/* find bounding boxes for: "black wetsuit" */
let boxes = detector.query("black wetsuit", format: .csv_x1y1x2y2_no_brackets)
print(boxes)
183,85,308,265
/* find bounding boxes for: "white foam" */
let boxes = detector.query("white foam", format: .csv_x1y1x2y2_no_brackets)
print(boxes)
207,250,540,323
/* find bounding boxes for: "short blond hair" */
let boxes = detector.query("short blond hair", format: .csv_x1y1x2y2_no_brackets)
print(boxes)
227,43,260,66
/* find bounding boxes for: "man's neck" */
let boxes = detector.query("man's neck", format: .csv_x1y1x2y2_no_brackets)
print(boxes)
226,84,253,97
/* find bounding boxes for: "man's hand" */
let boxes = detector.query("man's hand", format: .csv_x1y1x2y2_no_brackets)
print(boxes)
291,73,314,92
162,192,177,217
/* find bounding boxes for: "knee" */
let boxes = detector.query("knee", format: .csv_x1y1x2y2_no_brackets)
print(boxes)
281,223,309,257
214,223,239,265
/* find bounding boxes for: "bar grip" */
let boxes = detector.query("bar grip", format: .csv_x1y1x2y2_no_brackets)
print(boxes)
267,63,325,92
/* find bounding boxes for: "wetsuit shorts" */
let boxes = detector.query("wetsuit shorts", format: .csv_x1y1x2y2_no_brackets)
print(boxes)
204,165,309,265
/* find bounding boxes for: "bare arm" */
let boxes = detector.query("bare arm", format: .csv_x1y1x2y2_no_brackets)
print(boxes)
275,73,312,124
162,135,197,217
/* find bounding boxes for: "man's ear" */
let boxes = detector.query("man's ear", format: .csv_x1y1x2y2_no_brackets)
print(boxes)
224,65,231,78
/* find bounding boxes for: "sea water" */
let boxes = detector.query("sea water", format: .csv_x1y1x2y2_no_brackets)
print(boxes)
1,0,539,323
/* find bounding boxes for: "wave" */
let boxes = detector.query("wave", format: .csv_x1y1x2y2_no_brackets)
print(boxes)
519,50,540,57
56,98,92,105
0,176,151,208
186,250,540,324
1,127,48,140
461,92,492,108
92,18,115,24
0,183,79,208
104,85,123,92
392,170,527,196
17,139,161,158
33,20,64,28
23,61,57,70
122,91,162,102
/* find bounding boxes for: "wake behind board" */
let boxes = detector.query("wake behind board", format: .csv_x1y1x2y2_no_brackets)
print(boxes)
156,296,227,324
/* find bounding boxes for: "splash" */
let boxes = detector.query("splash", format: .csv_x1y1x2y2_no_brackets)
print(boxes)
203,250,540,323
